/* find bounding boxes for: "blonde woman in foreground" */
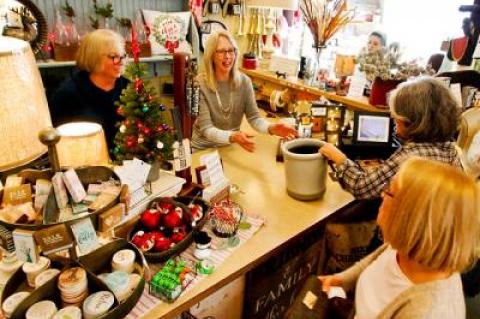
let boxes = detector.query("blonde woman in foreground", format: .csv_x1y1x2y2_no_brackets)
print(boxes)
320,157,480,319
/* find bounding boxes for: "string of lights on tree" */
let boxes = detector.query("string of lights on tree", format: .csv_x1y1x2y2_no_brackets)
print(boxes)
113,24,174,163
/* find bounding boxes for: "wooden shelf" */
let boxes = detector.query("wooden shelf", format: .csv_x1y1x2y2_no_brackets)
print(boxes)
241,68,389,113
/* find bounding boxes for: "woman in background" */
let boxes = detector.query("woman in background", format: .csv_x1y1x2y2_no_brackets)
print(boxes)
365,31,387,54
320,157,480,318
192,30,297,152
50,29,128,150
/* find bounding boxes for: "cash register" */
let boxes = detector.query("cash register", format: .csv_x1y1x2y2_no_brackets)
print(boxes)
340,111,400,160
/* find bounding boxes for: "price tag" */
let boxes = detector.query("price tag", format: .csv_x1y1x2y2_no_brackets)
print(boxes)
34,224,73,255
347,70,367,98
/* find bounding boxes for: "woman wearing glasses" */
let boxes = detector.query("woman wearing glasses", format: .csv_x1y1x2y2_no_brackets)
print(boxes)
319,157,479,318
192,30,297,152
50,29,128,150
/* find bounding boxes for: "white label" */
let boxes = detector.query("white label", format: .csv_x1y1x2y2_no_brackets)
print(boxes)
347,70,367,98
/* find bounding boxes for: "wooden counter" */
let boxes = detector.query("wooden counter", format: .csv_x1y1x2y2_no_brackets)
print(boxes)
143,132,354,318
241,68,387,113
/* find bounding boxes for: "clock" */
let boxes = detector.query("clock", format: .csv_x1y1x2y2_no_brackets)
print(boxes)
199,20,228,52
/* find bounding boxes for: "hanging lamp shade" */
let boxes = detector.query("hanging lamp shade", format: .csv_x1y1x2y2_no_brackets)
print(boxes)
0,36,52,172
55,122,111,168
246,0,298,10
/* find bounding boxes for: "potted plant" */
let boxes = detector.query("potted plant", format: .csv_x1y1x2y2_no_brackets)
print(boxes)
356,47,434,107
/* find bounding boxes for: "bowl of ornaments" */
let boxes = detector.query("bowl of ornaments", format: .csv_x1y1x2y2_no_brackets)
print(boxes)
128,197,207,263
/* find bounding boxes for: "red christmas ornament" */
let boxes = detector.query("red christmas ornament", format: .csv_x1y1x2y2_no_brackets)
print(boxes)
157,202,174,212
163,210,183,228
117,107,124,116
131,231,154,252
171,229,187,243
131,230,145,247
150,230,165,242
135,78,144,92
141,209,161,230
142,127,151,135
156,126,164,133
126,135,137,148
154,237,172,252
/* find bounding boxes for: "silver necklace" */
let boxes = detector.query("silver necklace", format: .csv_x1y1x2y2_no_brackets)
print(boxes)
215,83,233,120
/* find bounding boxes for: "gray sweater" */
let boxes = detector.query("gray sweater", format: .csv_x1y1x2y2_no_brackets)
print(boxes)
338,244,466,319
191,72,271,150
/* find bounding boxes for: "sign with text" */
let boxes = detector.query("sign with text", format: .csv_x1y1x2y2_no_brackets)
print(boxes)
3,184,32,206
243,230,323,319
34,224,73,255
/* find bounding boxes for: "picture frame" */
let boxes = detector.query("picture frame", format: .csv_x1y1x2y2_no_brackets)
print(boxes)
353,111,393,147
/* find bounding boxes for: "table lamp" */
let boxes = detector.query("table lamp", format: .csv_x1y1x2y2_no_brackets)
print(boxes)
247,0,298,59
0,36,52,172
334,54,355,96
55,122,110,168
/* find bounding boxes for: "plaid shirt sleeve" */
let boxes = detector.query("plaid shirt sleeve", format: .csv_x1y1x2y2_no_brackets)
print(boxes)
335,149,407,199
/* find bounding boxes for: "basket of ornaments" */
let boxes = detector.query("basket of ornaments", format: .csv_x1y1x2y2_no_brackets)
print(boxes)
128,197,208,263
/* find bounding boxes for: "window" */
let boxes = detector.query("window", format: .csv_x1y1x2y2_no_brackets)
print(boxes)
382,0,467,61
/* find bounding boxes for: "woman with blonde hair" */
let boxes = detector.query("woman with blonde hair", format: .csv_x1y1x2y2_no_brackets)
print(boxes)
320,77,461,199
320,157,480,318
50,29,128,150
191,30,297,152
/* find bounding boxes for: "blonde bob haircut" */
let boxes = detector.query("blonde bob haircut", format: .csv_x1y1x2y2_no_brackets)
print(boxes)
201,30,241,92
389,77,459,143
76,29,125,73
382,157,480,272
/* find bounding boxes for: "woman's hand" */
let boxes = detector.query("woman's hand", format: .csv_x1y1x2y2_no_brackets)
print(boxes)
320,143,347,166
268,123,298,140
318,275,343,293
230,131,256,152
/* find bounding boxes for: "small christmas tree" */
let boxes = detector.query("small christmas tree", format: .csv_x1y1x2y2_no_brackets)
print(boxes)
113,27,174,164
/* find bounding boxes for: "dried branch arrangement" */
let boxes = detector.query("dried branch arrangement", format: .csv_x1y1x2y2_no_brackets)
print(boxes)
300,0,354,48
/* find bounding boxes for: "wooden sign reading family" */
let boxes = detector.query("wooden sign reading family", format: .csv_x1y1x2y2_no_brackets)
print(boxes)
243,230,323,319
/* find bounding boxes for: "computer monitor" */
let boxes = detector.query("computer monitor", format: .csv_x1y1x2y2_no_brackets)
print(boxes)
353,111,393,147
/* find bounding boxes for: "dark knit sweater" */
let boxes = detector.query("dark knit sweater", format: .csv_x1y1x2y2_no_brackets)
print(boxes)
49,70,128,151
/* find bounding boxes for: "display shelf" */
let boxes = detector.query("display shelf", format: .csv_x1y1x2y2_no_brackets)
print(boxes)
241,67,389,113
37,55,174,69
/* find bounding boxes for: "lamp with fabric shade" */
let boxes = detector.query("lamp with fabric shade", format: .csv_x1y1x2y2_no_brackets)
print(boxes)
55,122,111,168
334,54,356,96
0,36,52,172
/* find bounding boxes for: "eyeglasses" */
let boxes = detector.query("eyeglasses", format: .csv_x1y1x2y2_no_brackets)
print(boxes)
106,53,127,65
215,48,236,56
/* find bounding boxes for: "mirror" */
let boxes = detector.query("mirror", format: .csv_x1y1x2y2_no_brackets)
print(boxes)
2,0,47,54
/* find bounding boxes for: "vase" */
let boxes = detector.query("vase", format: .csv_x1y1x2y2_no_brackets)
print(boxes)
369,77,403,108
147,160,162,182
312,46,327,88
